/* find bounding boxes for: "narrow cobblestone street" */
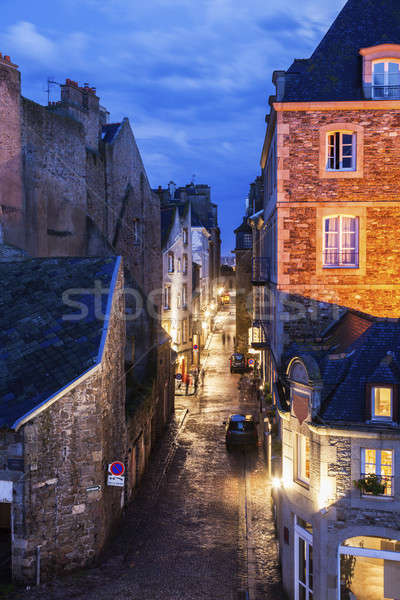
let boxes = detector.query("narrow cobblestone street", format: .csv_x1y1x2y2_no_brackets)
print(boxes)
11,307,283,600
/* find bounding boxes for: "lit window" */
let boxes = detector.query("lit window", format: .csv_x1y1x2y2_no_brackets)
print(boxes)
183,254,188,275
372,386,393,421
177,292,181,309
373,60,400,99
182,284,187,308
323,216,358,267
177,258,181,273
326,131,356,171
164,286,171,310
183,228,188,245
361,448,393,496
168,252,174,273
296,434,310,485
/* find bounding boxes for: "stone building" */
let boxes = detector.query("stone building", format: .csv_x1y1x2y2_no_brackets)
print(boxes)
0,257,126,582
161,202,193,380
276,312,400,599
254,0,400,597
233,218,253,356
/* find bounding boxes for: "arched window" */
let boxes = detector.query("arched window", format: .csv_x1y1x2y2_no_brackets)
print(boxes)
372,59,400,98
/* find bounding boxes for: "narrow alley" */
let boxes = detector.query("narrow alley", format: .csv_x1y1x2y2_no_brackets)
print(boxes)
12,307,283,600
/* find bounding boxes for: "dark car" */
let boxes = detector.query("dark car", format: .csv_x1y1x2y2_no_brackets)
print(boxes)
230,353,246,373
224,414,258,450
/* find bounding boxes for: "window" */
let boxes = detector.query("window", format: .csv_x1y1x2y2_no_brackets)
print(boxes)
373,60,400,99
177,258,181,273
296,434,310,486
372,386,393,421
295,516,313,600
361,449,394,497
323,216,358,267
168,252,174,273
183,228,188,245
133,219,141,245
164,286,171,310
326,131,356,171
183,254,188,275
177,292,181,309
182,283,187,308
182,318,188,343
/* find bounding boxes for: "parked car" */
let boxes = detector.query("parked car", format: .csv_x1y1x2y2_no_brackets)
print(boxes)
230,353,246,373
224,414,258,450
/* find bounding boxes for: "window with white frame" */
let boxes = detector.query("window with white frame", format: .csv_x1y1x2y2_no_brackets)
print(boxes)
361,448,394,497
326,131,356,171
296,434,310,486
371,386,393,421
183,228,188,245
373,60,400,99
323,215,359,267
167,252,174,273
177,257,181,273
295,516,313,600
164,286,171,309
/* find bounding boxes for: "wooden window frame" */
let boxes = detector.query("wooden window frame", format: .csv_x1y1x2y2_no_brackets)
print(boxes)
322,215,359,268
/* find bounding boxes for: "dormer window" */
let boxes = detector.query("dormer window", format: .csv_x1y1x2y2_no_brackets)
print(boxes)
326,131,356,171
168,252,174,273
359,44,400,100
371,386,393,422
372,60,400,99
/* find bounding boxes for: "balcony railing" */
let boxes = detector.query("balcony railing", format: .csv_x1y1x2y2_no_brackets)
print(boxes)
358,473,394,497
323,250,358,268
250,320,269,349
372,85,400,99
252,257,271,285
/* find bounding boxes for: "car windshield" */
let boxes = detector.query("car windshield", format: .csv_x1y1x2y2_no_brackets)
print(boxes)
229,420,255,431
232,354,244,361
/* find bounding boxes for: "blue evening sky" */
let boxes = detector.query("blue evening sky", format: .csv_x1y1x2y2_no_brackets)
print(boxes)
1,0,345,254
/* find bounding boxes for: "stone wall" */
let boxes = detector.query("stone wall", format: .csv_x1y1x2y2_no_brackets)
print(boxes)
0,57,24,249
277,108,400,318
9,263,126,582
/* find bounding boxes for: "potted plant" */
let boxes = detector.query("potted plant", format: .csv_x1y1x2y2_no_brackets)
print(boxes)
353,473,386,496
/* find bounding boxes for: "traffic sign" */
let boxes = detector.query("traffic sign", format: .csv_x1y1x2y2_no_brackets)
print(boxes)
193,344,199,350
175,373,182,380
107,475,125,487
248,358,255,367
109,461,125,476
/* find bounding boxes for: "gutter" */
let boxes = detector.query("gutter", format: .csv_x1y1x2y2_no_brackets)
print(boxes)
12,256,122,431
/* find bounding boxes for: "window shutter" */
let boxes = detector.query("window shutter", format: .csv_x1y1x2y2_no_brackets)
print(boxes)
365,383,372,421
393,385,399,423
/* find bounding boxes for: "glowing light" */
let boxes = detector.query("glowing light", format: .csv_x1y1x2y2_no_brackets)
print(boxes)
204,310,210,318
218,287,224,295
272,478,282,490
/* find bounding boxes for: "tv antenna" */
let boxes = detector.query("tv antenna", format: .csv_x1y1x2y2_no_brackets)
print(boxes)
46,77,61,104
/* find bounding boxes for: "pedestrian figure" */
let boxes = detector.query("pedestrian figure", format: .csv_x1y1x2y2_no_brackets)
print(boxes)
233,335,236,347
185,375,190,395
227,333,230,344
201,369,205,386
222,332,226,345
194,372,199,393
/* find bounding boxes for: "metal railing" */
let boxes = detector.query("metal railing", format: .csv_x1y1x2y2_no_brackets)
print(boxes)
252,257,271,284
359,473,394,497
250,319,270,349
323,250,358,268
372,85,400,99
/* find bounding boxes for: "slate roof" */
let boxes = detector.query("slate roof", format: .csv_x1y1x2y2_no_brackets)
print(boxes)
101,123,122,143
281,0,400,102
234,217,252,234
285,311,400,424
0,257,119,429
191,208,205,228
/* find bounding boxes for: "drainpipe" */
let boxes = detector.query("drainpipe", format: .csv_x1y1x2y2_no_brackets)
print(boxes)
36,545,41,586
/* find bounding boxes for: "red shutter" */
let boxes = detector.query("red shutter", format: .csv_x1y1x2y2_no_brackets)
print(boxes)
365,383,372,421
393,385,399,423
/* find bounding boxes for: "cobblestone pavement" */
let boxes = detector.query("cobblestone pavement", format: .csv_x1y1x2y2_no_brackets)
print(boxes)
10,307,284,600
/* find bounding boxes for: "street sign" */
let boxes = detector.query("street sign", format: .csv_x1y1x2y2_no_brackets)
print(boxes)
175,373,182,380
193,344,199,350
86,485,101,493
107,475,125,487
109,461,125,476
